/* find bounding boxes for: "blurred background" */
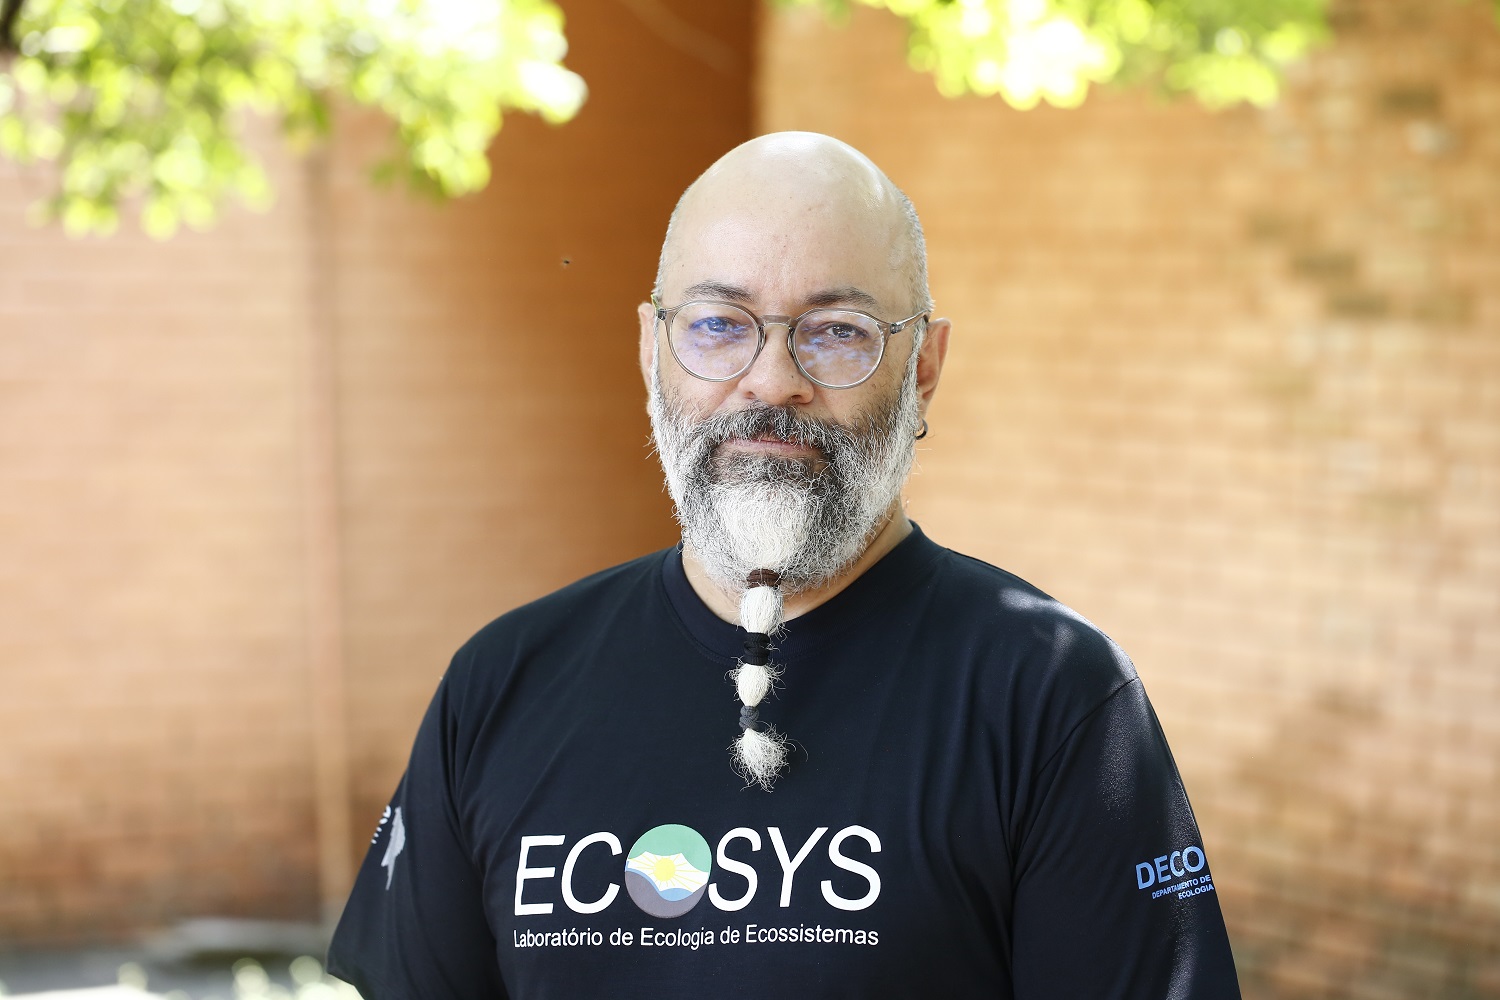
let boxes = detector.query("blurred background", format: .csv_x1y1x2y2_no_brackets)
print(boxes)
0,0,1496,997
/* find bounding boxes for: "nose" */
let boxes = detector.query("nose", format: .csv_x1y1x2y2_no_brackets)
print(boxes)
734,321,815,407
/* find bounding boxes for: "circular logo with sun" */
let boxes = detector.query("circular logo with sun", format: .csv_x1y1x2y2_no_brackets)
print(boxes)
624,824,713,918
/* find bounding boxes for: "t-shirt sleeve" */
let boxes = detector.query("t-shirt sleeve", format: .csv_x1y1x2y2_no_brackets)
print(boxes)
1010,677,1241,999
326,669,507,1000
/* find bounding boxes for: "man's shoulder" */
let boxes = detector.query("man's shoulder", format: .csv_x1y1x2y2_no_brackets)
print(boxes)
426,548,672,733
924,539,1139,705
929,542,1111,637
462,547,670,655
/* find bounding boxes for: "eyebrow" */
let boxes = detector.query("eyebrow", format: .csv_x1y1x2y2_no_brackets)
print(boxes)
681,281,884,314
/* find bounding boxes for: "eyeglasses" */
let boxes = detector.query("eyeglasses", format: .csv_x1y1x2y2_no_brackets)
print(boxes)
653,295,928,390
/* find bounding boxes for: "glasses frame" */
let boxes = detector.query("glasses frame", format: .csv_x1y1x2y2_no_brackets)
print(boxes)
652,295,929,390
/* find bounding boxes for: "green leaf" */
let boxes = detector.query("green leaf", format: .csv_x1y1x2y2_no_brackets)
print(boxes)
781,0,1331,110
0,0,588,236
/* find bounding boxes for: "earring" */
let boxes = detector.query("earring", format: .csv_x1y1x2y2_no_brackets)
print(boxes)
916,419,929,441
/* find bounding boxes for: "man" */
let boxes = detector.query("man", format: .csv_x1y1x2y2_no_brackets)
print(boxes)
328,132,1241,998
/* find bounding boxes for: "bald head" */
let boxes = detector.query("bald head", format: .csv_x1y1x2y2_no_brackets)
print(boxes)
653,132,931,319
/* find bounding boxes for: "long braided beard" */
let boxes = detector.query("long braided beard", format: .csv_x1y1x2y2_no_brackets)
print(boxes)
648,348,922,789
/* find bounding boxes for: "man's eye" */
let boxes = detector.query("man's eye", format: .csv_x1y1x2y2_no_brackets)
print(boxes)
692,316,750,338
805,322,869,345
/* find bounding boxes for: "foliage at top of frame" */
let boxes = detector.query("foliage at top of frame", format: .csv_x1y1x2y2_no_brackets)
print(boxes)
0,0,586,236
778,0,1331,110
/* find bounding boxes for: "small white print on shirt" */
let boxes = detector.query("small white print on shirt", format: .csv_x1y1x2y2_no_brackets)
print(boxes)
1134,845,1211,901
381,806,407,890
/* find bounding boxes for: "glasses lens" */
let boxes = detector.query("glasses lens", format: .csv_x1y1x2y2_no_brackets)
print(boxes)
669,302,759,379
793,311,885,387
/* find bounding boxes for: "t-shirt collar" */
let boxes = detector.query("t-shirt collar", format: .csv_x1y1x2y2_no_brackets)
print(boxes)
659,523,944,664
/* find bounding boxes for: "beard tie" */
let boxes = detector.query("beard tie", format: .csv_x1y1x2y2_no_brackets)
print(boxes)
730,568,792,790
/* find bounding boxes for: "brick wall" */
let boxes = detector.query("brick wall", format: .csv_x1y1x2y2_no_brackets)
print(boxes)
760,0,1500,995
0,0,751,944
0,118,323,941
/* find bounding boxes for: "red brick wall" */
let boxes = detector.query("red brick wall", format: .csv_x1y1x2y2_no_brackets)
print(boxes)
0,0,752,944
760,0,1500,995
0,120,323,941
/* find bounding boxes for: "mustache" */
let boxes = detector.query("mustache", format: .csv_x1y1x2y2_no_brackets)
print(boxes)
692,403,844,456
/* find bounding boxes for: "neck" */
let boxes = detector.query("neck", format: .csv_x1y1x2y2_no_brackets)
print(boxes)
681,500,913,624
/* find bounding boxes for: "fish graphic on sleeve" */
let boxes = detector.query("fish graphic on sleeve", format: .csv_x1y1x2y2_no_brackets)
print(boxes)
380,807,406,890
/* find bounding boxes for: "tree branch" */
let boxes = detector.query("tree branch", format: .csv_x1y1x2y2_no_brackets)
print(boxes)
0,0,25,55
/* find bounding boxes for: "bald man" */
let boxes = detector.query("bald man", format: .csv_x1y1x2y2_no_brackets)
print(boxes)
328,133,1241,999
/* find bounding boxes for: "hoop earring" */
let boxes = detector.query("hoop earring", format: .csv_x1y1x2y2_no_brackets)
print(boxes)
916,419,929,441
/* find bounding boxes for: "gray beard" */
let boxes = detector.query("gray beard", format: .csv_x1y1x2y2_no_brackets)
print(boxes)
648,349,922,595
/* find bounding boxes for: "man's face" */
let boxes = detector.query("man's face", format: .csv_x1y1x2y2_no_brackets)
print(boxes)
647,335,923,593
638,171,940,593
643,191,918,442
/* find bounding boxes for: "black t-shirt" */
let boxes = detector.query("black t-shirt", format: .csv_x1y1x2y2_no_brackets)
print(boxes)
328,527,1240,999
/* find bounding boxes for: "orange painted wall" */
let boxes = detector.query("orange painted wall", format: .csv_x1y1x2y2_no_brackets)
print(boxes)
327,0,755,877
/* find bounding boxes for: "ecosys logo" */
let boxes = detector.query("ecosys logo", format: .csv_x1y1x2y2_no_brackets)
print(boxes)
624,824,713,918
513,824,882,918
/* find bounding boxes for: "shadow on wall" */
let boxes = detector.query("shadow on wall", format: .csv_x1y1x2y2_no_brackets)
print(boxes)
1228,688,1500,998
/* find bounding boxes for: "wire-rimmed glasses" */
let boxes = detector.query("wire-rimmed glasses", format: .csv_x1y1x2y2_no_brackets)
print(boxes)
653,295,928,390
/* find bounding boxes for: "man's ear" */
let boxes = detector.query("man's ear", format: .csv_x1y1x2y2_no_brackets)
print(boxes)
638,301,657,389
915,317,951,415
